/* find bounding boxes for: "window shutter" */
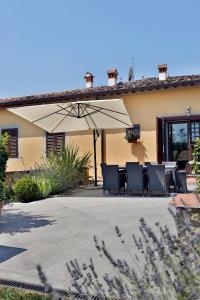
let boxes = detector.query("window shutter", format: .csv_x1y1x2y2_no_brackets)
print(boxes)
1,128,18,158
46,132,65,156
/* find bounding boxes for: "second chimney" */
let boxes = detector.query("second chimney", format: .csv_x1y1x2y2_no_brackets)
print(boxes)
107,69,118,86
84,72,94,88
158,64,168,81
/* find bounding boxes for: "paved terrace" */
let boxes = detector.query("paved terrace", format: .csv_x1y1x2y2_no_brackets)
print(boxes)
0,181,196,290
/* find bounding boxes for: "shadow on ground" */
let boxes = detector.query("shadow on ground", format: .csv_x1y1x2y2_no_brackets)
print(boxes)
58,186,122,198
0,209,56,235
56,184,195,198
0,245,27,263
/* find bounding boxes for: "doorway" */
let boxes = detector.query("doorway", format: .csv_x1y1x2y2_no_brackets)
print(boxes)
156,116,200,168
168,122,189,168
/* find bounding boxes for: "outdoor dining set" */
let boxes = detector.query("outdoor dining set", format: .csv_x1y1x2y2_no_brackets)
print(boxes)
101,161,187,196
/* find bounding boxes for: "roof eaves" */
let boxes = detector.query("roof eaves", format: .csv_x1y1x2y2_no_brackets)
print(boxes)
1,76,200,109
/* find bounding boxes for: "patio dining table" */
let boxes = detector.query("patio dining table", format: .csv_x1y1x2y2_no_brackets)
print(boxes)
118,164,178,191
118,164,177,172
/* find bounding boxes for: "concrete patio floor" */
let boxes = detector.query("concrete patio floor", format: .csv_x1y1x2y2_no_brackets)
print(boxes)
0,189,178,290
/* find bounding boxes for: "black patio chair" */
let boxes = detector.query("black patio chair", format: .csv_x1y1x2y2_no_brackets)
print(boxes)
162,161,177,167
162,161,177,192
175,171,187,193
102,165,126,194
147,164,170,196
100,163,107,190
126,161,139,165
145,162,158,166
126,163,144,195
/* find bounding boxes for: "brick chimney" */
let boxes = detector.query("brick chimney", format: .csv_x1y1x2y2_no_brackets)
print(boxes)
84,72,94,88
158,64,168,81
107,69,118,86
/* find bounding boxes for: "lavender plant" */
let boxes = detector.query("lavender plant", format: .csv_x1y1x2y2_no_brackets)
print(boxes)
37,265,63,300
65,208,200,300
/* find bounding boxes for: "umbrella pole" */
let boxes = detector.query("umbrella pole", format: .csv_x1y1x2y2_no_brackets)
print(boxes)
93,130,98,186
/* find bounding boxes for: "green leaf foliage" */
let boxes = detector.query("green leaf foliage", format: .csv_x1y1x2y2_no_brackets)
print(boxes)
13,177,39,203
32,175,52,199
44,144,91,194
0,133,9,182
192,138,200,192
0,133,9,201
12,143,91,201
0,286,51,300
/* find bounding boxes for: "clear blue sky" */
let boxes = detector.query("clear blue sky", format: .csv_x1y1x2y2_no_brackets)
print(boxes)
0,0,200,98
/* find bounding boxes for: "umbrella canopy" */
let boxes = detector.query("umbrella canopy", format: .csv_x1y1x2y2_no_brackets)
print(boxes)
8,99,132,133
8,99,132,186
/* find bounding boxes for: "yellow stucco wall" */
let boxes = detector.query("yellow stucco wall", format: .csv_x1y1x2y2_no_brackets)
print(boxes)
68,131,102,178
0,110,46,172
1,85,200,177
105,86,200,168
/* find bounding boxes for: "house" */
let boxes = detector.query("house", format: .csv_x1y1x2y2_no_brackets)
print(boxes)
0,64,200,177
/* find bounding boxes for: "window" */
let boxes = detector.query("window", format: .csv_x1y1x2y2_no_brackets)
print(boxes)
191,121,200,143
1,128,18,158
46,132,65,156
165,118,200,165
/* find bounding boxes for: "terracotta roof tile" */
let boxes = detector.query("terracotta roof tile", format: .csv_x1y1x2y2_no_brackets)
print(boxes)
1,74,200,108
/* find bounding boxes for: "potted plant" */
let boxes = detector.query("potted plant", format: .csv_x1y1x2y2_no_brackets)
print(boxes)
126,125,140,143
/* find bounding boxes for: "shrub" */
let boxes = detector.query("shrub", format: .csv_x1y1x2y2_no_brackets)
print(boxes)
45,144,91,194
0,133,9,202
0,132,9,182
0,181,6,201
13,177,39,202
32,174,52,199
192,137,200,192
0,180,13,202
40,164,66,195
11,144,91,201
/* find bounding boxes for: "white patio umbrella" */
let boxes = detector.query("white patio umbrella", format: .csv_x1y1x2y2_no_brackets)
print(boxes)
8,99,132,185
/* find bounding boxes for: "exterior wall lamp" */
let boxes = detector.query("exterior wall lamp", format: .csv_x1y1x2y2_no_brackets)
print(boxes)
186,105,191,117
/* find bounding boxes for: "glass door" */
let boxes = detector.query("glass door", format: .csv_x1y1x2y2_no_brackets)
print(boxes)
168,122,189,168
191,121,200,143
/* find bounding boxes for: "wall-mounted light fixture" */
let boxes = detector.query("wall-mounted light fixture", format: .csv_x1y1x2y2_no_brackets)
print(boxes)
186,105,191,117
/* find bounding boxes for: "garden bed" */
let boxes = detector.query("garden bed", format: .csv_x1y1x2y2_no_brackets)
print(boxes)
1,143,91,204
